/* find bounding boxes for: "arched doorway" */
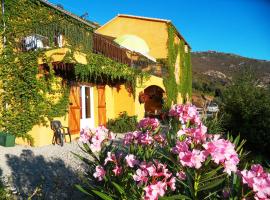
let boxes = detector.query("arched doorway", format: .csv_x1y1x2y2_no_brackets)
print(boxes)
143,85,165,117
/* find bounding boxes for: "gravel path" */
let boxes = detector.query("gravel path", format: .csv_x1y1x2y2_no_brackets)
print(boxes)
0,140,90,200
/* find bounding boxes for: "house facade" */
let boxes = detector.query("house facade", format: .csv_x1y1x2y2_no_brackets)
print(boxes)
96,14,192,112
0,1,192,146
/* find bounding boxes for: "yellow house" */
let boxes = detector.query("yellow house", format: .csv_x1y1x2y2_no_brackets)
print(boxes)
96,14,192,108
1,2,192,146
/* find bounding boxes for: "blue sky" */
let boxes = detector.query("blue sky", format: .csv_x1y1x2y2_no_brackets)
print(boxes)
50,0,270,61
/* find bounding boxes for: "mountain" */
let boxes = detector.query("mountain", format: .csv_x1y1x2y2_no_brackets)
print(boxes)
191,51,270,87
191,51,270,106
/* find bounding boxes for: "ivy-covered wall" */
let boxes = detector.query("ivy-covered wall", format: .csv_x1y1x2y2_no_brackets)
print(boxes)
0,0,146,144
163,25,192,108
2,0,94,51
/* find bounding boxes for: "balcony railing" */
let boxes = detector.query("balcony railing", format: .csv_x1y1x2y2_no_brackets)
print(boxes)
93,33,132,66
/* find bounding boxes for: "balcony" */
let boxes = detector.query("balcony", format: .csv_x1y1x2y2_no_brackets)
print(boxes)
93,33,132,66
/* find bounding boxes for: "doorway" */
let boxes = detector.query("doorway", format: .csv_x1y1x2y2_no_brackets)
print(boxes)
80,86,95,129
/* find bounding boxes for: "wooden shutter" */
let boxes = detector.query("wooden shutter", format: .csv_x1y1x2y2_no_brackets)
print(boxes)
97,85,107,126
68,85,81,134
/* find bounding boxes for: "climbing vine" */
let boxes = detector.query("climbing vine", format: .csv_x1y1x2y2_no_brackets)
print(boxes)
163,25,192,107
0,0,148,144
3,0,94,51
0,48,70,145
163,26,178,108
74,53,147,95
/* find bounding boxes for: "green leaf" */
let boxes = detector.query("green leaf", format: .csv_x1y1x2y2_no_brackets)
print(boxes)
91,190,114,200
233,135,240,146
111,181,125,195
200,166,223,183
75,184,92,196
198,177,225,191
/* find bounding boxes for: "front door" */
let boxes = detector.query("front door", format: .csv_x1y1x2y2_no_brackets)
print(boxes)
80,86,95,129
69,85,81,134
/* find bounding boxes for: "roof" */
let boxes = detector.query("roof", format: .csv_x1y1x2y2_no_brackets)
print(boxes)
39,0,99,29
118,14,171,23
117,14,191,49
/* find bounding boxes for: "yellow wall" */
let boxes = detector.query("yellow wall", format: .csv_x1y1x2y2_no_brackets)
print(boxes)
113,85,135,117
15,115,81,147
105,84,135,121
96,16,169,59
37,48,88,65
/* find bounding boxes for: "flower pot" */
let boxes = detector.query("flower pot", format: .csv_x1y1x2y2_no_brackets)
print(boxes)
0,132,16,147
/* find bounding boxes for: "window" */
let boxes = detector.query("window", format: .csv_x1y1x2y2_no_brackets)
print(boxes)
85,87,91,118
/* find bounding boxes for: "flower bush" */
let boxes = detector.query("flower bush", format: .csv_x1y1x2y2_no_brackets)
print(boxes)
75,104,268,200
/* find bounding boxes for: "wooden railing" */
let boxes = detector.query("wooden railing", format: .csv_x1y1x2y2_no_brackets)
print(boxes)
93,33,132,66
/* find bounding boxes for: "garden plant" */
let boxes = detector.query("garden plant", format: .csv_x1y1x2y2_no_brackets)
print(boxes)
75,104,270,200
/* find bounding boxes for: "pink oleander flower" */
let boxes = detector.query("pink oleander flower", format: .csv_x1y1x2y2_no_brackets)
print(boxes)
153,133,166,144
134,161,176,199
179,149,207,169
80,126,114,152
93,165,106,181
191,125,208,143
104,152,117,165
138,117,160,132
79,129,91,143
176,171,186,180
241,164,270,200
167,177,176,191
123,132,135,145
140,162,156,176
133,168,149,185
144,181,167,200
203,139,239,175
138,132,154,145
169,104,201,125
172,141,189,154
125,154,139,168
112,165,122,176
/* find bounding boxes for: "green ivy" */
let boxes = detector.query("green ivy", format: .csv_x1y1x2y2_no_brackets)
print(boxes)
0,48,69,145
0,0,148,144
163,25,192,107
3,0,93,51
74,53,147,95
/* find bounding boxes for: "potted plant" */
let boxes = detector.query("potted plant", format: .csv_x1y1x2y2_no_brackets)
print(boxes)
0,132,16,147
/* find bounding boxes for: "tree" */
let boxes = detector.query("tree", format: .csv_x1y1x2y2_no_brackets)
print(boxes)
221,71,270,156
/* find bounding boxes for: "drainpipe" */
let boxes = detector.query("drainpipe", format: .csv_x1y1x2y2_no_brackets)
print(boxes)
1,0,6,47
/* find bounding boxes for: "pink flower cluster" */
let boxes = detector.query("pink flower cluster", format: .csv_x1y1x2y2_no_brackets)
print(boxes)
169,104,201,125
104,152,123,176
203,138,239,175
93,165,106,181
138,118,160,132
173,141,207,169
241,164,270,200
93,153,140,181
177,124,208,144
123,126,165,147
171,104,239,175
133,160,176,200
79,126,115,152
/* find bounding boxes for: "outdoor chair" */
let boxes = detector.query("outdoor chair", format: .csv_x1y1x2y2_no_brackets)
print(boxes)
50,120,71,146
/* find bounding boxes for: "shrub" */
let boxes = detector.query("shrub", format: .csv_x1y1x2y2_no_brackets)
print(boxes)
107,112,137,133
74,104,270,200
221,72,270,155
0,183,10,200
